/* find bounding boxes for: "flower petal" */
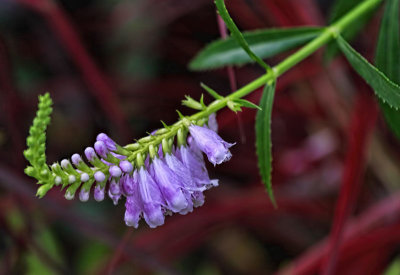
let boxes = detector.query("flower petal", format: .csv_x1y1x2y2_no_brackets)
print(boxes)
152,158,188,213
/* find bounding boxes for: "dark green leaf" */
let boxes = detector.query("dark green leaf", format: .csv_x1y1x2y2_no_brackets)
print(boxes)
255,81,277,207
190,27,323,70
214,0,270,70
234,99,261,110
336,35,400,109
375,0,400,138
324,0,378,62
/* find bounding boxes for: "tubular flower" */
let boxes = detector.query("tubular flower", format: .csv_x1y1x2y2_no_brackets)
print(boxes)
189,124,235,166
31,113,234,229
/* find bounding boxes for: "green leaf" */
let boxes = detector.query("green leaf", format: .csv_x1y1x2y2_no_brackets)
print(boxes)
255,81,277,207
190,27,323,71
336,35,400,109
214,0,270,71
385,257,400,275
375,0,400,138
234,99,261,110
324,0,377,62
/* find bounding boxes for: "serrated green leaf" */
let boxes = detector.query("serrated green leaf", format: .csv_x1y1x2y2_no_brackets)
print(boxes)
375,0,400,138
234,99,261,110
255,82,277,207
214,0,270,71
200,83,223,99
324,0,377,62
190,27,323,70
336,35,400,109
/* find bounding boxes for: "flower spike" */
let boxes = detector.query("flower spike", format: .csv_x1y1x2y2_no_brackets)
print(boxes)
24,93,235,229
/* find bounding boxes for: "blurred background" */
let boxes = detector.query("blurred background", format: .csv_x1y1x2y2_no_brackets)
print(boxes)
1,0,400,274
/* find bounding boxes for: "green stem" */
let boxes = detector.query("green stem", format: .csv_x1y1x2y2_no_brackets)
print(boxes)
123,0,382,159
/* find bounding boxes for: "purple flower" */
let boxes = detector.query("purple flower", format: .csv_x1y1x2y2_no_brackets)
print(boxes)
79,188,89,202
96,133,117,151
137,167,165,228
121,171,137,196
71,154,83,166
119,160,133,173
94,185,105,201
207,113,218,132
80,173,90,182
124,195,141,228
109,178,121,195
94,141,109,159
108,189,121,205
84,147,97,162
109,166,122,178
177,145,218,190
189,125,234,166
94,171,106,182
165,153,204,214
151,157,188,213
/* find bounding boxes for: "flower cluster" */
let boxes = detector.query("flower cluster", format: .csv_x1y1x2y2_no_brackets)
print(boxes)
49,114,234,228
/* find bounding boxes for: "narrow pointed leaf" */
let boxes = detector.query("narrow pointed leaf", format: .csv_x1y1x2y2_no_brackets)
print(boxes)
234,99,261,110
190,27,323,71
214,0,270,70
375,0,400,138
255,82,277,207
336,35,400,109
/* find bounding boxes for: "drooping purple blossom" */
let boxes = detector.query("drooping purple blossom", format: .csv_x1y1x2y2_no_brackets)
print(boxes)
124,195,141,228
137,167,165,228
189,124,235,166
94,185,105,201
79,188,89,202
109,178,121,195
208,113,218,132
56,114,233,228
108,189,121,205
151,157,188,213
177,145,218,190
96,133,117,151
94,141,109,159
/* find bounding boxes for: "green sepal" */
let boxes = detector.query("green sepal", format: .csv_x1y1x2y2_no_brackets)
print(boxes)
234,99,262,110
200,83,223,99
182,95,204,110
176,110,185,120
227,100,242,113
160,121,170,130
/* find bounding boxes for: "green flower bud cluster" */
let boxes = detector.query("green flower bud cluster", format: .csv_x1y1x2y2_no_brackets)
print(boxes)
23,93,55,197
